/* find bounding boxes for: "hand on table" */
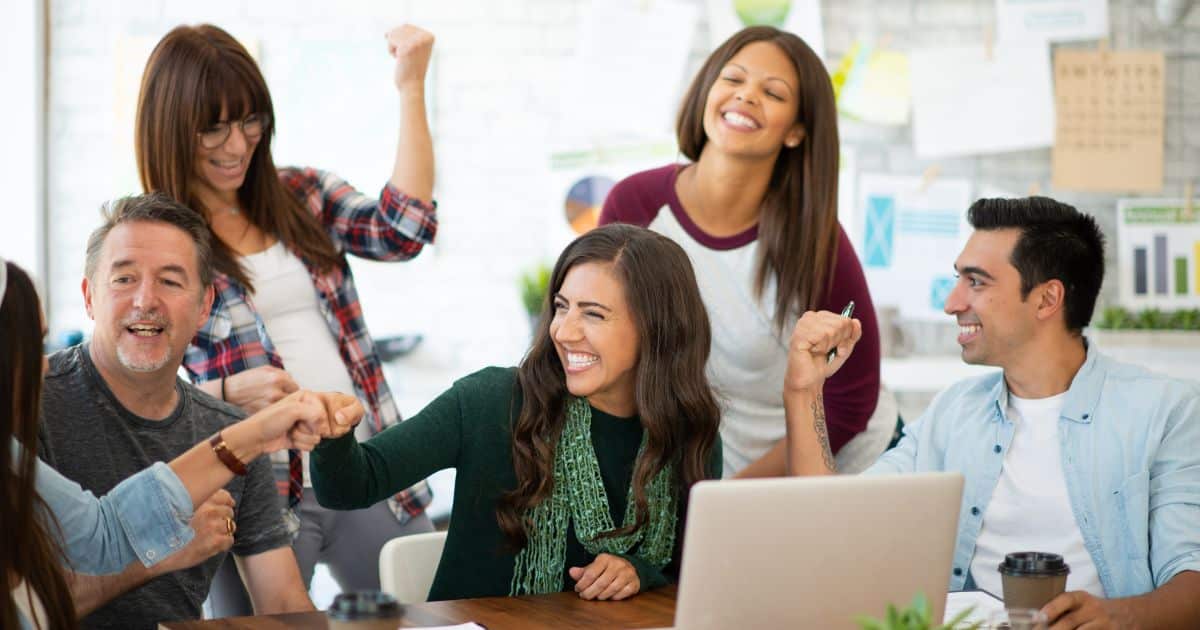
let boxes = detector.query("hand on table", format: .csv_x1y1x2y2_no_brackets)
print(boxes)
1042,591,1125,629
569,553,640,601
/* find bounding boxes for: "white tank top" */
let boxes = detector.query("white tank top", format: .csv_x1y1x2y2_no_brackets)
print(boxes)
241,241,358,486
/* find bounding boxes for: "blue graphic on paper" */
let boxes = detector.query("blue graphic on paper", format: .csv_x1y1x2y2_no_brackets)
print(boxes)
930,275,955,310
898,211,960,236
864,195,895,267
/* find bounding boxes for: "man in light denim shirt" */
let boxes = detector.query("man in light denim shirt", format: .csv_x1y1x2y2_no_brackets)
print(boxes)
858,198,1200,628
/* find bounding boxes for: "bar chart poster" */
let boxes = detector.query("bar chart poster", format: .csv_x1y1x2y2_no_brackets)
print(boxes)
1117,199,1200,309
854,174,972,322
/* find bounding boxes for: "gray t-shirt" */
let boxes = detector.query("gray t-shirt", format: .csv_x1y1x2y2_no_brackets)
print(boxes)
37,344,290,630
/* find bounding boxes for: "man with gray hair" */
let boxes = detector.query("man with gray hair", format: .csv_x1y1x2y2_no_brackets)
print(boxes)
38,193,315,629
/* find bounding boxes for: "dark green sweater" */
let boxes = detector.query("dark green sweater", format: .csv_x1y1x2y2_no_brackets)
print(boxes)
311,366,721,601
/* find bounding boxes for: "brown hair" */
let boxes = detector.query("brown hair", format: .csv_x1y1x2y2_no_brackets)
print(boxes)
85,193,216,288
677,26,840,330
496,224,721,547
1,262,77,629
135,23,340,293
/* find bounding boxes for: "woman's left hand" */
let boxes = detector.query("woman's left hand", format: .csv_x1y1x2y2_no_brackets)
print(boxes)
385,24,434,93
568,553,641,601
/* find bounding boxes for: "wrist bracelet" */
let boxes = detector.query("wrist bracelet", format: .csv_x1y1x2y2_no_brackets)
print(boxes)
220,377,227,401
209,431,248,476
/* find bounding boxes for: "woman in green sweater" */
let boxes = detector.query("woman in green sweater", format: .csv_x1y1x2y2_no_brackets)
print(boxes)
311,224,722,601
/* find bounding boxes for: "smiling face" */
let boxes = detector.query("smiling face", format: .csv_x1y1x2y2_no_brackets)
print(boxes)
191,108,261,207
944,228,1041,367
701,40,805,159
83,220,213,379
549,262,640,417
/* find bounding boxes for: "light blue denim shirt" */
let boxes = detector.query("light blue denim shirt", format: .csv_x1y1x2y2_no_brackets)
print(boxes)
865,343,1200,597
12,439,194,573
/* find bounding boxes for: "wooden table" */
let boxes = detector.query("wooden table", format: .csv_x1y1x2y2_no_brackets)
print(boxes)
159,586,676,629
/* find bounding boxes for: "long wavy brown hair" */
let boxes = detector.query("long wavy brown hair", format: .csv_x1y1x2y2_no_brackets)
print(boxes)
497,224,721,548
1,262,76,629
135,23,340,293
677,26,840,331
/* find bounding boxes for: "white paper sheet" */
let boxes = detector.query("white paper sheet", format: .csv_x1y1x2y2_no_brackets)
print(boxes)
706,0,824,58
1116,199,1200,309
996,0,1109,44
837,43,911,126
556,0,697,145
854,174,972,322
910,45,1055,159
944,590,1005,626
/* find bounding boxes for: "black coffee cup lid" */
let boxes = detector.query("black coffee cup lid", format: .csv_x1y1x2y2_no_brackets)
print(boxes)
327,591,402,620
998,551,1070,577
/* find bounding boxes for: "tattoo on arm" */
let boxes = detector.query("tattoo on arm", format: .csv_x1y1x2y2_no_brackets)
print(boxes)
811,394,836,472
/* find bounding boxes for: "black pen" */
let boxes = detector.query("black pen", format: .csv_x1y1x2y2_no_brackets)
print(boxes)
826,301,856,363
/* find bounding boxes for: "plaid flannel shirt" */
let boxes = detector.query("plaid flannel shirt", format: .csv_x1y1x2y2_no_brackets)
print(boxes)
183,167,435,525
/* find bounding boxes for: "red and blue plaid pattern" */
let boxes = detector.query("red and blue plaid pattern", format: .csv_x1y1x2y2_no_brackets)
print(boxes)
184,167,436,523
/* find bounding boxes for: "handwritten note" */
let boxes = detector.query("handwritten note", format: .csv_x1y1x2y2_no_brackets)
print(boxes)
1052,49,1165,192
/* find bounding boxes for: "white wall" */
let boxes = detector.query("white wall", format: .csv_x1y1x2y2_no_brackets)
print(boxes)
0,0,45,288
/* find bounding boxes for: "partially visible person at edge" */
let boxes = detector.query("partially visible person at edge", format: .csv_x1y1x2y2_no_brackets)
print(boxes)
311,224,740,601
1,255,358,630
133,22,438,613
787,197,1200,630
599,25,886,478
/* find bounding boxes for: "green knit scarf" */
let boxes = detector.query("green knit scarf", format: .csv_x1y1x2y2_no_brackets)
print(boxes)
509,397,678,596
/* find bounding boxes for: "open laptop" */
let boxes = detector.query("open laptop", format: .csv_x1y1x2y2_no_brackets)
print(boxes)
666,472,964,630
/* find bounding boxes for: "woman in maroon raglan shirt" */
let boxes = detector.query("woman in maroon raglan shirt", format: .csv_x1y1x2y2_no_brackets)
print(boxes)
600,26,888,478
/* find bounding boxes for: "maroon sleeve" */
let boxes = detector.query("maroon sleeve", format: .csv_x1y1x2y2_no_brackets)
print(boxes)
819,227,882,454
598,165,677,228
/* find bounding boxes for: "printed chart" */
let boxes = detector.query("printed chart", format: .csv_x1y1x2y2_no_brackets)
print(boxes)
564,176,616,234
1117,199,1200,309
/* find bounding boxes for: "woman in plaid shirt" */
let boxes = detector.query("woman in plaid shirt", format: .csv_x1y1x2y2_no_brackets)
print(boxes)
133,23,437,614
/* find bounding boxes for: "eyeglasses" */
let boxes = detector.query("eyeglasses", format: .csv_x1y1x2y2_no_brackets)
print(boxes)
198,112,271,149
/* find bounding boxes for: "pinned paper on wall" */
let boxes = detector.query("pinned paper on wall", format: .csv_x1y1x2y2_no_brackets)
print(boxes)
909,45,1054,159
1052,49,1164,193
854,174,972,322
557,0,697,145
995,0,1109,44
833,42,911,126
1116,199,1200,309
707,0,824,58
547,140,677,253
837,146,857,239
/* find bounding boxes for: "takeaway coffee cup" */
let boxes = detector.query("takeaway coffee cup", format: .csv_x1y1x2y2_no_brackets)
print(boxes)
998,552,1070,610
326,591,402,630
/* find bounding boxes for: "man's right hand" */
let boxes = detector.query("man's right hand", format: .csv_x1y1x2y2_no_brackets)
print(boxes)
223,366,300,413
159,489,236,574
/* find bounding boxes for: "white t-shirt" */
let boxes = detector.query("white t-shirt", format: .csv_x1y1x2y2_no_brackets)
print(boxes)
241,242,358,486
970,392,1104,596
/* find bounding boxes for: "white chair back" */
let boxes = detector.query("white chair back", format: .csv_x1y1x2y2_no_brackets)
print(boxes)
378,530,447,604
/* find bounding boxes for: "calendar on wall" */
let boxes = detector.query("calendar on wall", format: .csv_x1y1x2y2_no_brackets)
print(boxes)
1051,49,1165,193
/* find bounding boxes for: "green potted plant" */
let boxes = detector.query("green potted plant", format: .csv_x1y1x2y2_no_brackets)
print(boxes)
518,263,552,332
1090,306,1200,351
857,593,981,630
